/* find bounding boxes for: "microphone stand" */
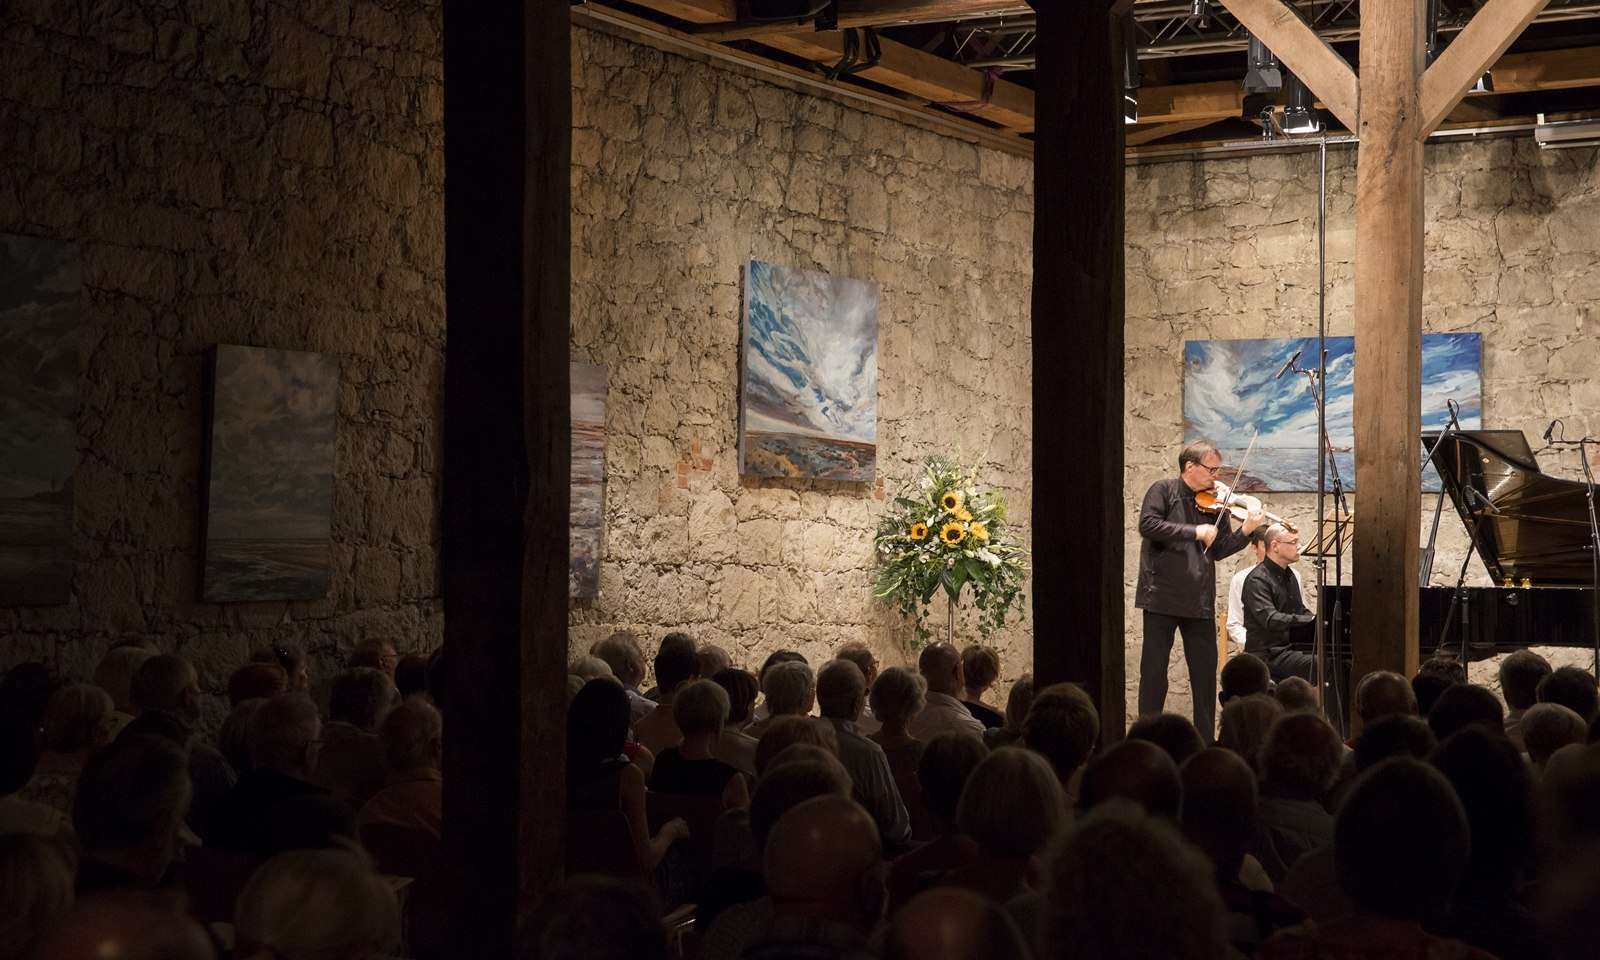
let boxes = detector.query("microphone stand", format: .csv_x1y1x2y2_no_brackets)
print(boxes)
1292,354,1351,735
1419,403,1463,590
1437,485,1490,661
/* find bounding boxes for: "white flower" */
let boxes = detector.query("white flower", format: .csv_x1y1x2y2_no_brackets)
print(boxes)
977,548,1001,568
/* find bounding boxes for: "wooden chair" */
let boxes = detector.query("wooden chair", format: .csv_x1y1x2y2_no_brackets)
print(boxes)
646,792,725,894
360,822,445,959
564,807,696,952
184,845,257,926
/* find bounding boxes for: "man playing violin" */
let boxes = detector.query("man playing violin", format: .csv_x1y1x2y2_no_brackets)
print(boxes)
1136,439,1264,743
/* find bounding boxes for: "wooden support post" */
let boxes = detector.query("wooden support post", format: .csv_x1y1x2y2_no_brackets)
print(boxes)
441,0,571,953
1029,0,1125,734
1350,0,1426,684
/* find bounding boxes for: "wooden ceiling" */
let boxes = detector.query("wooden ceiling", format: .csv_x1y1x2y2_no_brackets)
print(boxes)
577,0,1600,157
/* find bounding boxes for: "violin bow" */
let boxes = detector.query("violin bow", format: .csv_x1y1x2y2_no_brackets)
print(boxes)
1225,430,1260,506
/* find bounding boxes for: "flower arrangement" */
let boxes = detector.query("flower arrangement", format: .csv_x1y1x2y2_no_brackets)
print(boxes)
873,455,1028,646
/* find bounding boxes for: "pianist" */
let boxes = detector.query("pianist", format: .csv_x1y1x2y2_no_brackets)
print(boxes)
1242,525,1318,682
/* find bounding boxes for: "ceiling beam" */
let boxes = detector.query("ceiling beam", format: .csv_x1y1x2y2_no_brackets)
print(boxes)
697,0,1029,40
1421,0,1552,134
1214,0,1359,131
635,0,737,24
761,30,1036,130
1124,117,1216,145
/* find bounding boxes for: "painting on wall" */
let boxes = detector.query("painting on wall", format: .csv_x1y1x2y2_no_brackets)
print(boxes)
0,234,79,606
740,260,879,482
1183,333,1483,493
571,362,606,598
201,345,339,603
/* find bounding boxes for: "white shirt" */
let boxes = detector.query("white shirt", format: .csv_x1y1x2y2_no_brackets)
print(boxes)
908,691,986,742
1226,563,1304,650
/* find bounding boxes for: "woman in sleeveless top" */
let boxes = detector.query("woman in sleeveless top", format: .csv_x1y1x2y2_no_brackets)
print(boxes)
567,679,686,871
648,680,749,809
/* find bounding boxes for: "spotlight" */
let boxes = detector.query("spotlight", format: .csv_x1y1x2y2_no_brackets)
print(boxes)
1280,72,1322,134
1125,93,1139,125
1470,71,1494,93
1190,0,1208,20
1244,31,1282,93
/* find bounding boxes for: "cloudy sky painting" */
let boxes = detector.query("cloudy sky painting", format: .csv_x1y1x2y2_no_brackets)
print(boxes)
740,260,879,482
1183,333,1482,492
202,345,339,603
0,234,79,605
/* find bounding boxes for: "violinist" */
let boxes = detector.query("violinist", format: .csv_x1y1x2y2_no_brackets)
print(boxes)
1136,439,1264,743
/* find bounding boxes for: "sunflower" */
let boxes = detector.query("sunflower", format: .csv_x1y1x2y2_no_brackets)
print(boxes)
939,522,966,545
941,490,964,512
909,522,929,540
969,521,989,541
954,507,973,522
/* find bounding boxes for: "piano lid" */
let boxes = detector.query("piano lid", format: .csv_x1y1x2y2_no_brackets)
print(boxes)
1423,430,1599,586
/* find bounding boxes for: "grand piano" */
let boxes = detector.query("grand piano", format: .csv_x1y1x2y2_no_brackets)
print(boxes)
1316,430,1599,659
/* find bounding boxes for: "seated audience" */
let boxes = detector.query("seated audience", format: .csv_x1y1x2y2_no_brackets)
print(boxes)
358,699,444,837
643,632,698,700
1354,669,1418,725
348,637,399,680
1252,713,1341,883
565,679,685,874
910,643,985,740
1351,714,1438,773
226,662,288,707
1219,654,1272,707
745,661,815,739
1045,801,1229,960
752,651,809,726
835,642,881,734
394,652,430,700
886,733,986,915
93,645,154,739
1258,759,1490,960
1273,676,1319,714
651,680,749,810
1538,665,1599,723
1500,650,1553,748
569,656,612,683
710,668,760,777
885,887,1031,960
1413,657,1467,717
698,644,733,680
940,746,1065,904
0,833,75,959
18,683,114,815
959,645,1004,729
524,875,671,960
1217,693,1282,772
33,890,214,960
983,674,1033,751
1126,712,1206,767
753,715,838,777
816,661,910,848
313,668,392,811
867,666,928,780
217,698,267,779
633,645,702,756
1522,702,1587,770
130,655,235,817
251,642,311,692
1021,682,1098,796
72,734,192,894
1077,739,1181,819
200,693,329,860
233,845,400,960
1428,683,1506,741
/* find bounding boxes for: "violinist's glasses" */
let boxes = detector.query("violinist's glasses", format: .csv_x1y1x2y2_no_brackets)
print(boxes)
1194,461,1222,476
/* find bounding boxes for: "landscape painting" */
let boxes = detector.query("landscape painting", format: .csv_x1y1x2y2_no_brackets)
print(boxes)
570,362,606,598
740,260,879,482
0,234,79,606
1183,333,1482,493
201,345,339,603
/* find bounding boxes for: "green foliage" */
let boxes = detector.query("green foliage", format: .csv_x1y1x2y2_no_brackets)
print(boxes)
873,455,1029,648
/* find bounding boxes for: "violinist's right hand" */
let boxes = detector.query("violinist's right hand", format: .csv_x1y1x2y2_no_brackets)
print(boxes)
1195,524,1218,549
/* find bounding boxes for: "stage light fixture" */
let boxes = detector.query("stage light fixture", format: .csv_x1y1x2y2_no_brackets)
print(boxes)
1280,73,1322,134
1244,31,1282,93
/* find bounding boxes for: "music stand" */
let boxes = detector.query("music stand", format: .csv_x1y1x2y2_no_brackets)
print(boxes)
1301,513,1353,558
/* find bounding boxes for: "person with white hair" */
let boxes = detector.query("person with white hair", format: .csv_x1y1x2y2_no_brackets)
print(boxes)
590,631,654,722
358,699,444,838
745,661,815,739
92,645,154,740
18,684,114,816
649,680,748,810
234,845,400,960
198,694,328,858
817,660,911,849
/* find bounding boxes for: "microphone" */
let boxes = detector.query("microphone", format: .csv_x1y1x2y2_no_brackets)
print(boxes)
1465,486,1501,515
1275,348,1303,381
1544,420,1557,443
1446,398,1460,431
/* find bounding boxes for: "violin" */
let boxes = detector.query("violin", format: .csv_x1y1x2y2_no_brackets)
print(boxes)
1195,481,1298,534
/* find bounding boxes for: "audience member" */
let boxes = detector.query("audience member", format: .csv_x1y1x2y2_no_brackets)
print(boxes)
348,637,399,679
233,846,400,960
425,646,448,712
0,832,75,960
313,668,392,811
93,646,154,738
959,645,1003,729
984,674,1033,750
1219,653,1272,707
651,680,748,810
746,661,815,739
1351,713,1437,773
226,662,288,707
1428,683,1506,741
130,655,236,823
1273,676,1319,714
740,795,881,960
885,887,1031,960
1538,665,1599,722
644,632,698,700
814,661,910,849
1126,712,1206,766
910,643,985,740
524,876,671,960
217,697,267,779
394,652,430,700
710,667,760,777
1020,682,1097,794
1045,801,1229,960
1500,650,1553,747
698,644,733,681
867,666,928,781
941,746,1065,904
200,693,329,860
252,642,311,692
886,733,985,915
1523,702,1586,769
835,642,881,734
1354,669,1417,726
752,716,838,777
1412,657,1466,717
1217,693,1282,771
358,698,444,837
72,734,191,894
33,890,214,960
566,679,685,875
590,631,654,721
634,646,702,756
18,683,114,816
1078,739,1181,819
747,746,854,855
1253,713,1342,882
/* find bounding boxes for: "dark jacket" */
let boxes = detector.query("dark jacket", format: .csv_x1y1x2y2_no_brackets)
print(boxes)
1242,560,1315,653
1136,477,1248,619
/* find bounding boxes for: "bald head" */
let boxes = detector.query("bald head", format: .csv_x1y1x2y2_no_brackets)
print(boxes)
1078,739,1181,819
1179,748,1259,872
918,643,964,697
886,888,1030,960
763,795,882,927
35,891,214,960
1356,670,1416,725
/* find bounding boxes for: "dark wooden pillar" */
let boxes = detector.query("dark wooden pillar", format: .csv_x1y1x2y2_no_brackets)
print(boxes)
1030,0,1127,736
441,0,570,952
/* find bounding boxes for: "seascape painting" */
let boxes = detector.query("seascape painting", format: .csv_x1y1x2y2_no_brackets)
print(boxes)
1183,333,1482,493
740,260,879,482
201,345,339,603
570,362,606,598
0,235,79,606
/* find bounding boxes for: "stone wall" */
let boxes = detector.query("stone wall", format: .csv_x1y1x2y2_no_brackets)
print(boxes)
566,25,1036,681
1124,140,1600,726
0,0,446,728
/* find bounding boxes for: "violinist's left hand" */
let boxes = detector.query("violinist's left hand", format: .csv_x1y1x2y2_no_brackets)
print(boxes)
1243,509,1266,534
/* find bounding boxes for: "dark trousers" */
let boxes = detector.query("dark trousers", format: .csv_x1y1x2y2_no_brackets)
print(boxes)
1138,610,1218,742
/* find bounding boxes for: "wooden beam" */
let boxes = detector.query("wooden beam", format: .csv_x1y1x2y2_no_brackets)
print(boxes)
1214,0,1359,132
1031,0,1125,736
698,0,1027,40
1125,118,1215,146
762,30,1035,131
1136,79,1245,124
1350,0,1425,693
1447,96,1502,123
1421,0,1552,134
635,0,736,24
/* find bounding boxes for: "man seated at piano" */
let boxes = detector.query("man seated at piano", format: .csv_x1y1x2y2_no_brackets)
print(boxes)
1243,524,1350,705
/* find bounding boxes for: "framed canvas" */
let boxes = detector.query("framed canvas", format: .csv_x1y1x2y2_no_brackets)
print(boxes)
740,260,878,482
200,345,339,603
570,362,606,598
0,234,79,605
1183,333,1483,492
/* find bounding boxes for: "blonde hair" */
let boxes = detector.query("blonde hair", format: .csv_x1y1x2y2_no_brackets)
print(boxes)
235,845,399,960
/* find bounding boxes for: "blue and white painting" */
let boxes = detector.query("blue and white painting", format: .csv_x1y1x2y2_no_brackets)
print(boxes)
0,234,79,606
740,260,878,482
570,362,606,598
201,345,339,603
1183,333,1482,492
